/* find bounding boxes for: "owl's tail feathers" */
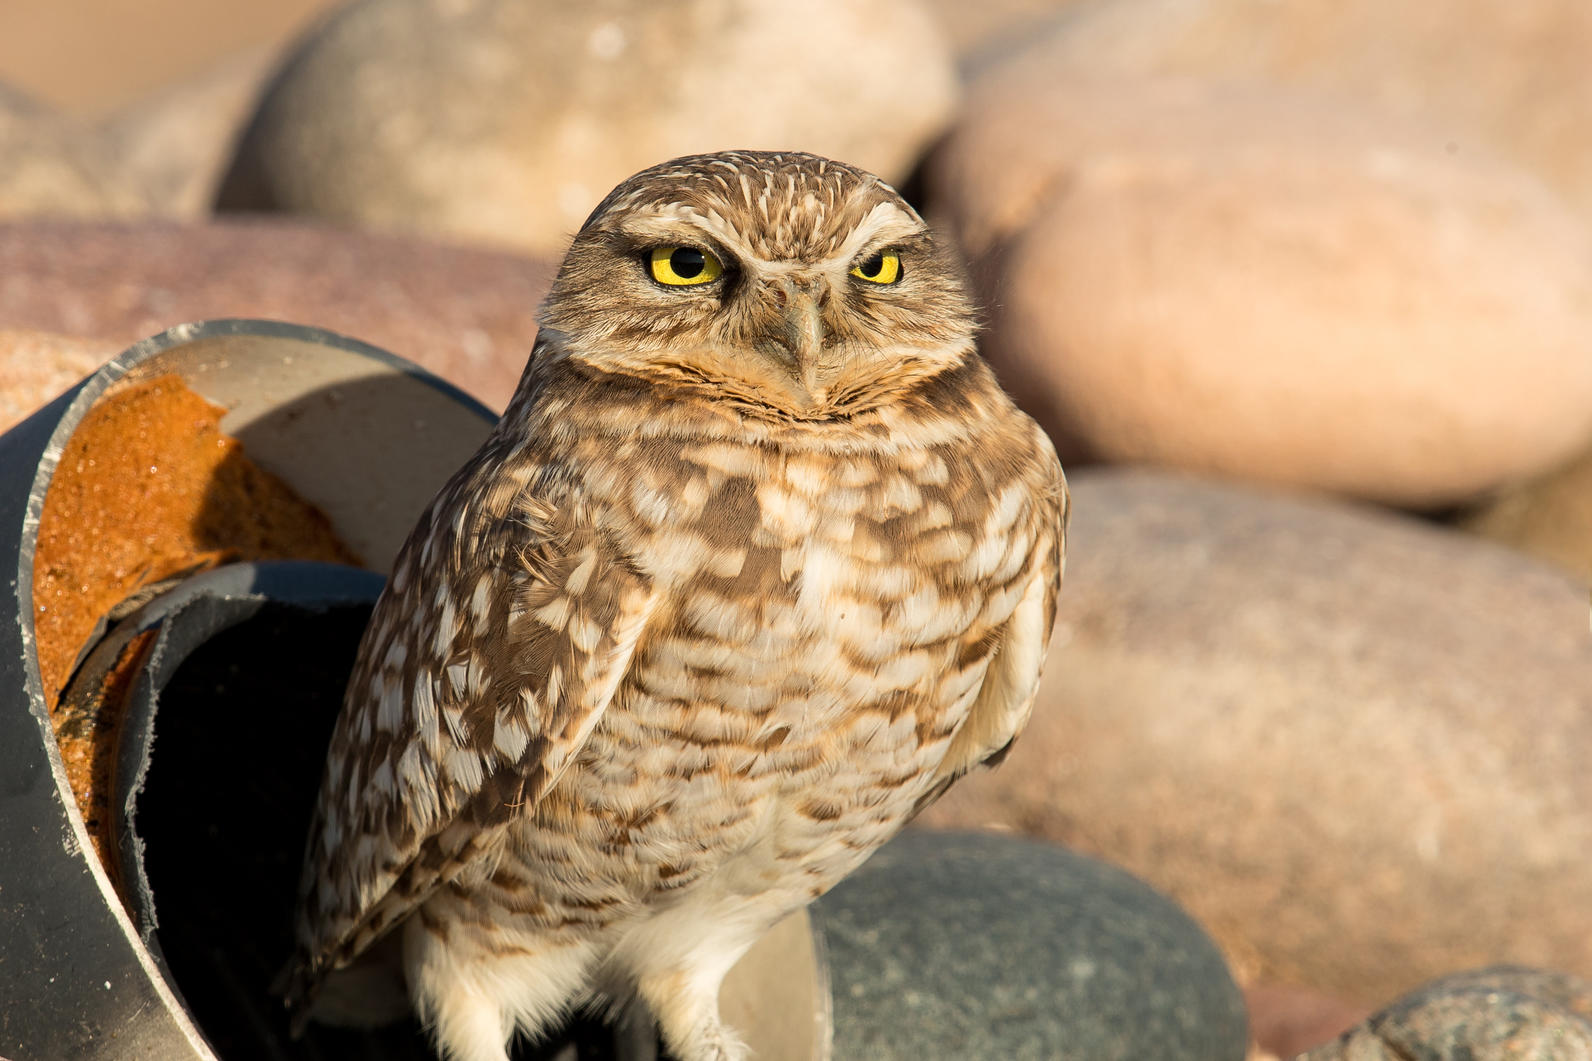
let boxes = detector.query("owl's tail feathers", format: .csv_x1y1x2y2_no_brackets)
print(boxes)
272,957,319,1039
274,939,413,1037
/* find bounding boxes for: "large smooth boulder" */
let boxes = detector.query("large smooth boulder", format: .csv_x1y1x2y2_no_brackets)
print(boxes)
981,0,1592,233
928,74,1592,506
919,469,1592,1006
219,0,958,255
0,218,556,411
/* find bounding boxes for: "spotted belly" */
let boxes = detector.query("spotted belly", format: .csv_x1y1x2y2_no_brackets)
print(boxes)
476,680,958,939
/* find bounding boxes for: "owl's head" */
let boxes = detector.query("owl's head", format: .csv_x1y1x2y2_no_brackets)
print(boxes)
539,150,977,418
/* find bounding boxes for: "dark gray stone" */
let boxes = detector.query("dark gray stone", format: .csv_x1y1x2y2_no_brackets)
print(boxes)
811,829,1248,1061
1299,966,1592,1060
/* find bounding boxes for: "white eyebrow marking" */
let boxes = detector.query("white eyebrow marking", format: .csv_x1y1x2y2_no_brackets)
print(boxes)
832,203,923,263
616,192,922,271
622,205,747,252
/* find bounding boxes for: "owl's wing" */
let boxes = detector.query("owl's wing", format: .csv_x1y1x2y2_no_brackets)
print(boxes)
923,466,1068,805
283,471,657,1019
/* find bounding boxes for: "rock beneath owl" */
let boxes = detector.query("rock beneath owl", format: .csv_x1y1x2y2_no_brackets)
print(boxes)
811,829,1248,1061
0,83,153,219
1459,446,1592,581
217,0,959,256
0,217,555,412
917,468,1592,1007
978,0,1592,237
927,72,1592,507
1297,967,1592,1060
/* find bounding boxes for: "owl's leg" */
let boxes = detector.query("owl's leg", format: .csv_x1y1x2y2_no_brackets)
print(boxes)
403,914,598,1061
421,987,513,1061
613,909,767,1061
634,962,748,1061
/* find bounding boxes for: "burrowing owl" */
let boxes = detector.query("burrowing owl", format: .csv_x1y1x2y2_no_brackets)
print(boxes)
283,150,1067,1061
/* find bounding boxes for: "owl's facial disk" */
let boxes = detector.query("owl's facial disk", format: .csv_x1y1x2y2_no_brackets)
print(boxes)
539,152,977,417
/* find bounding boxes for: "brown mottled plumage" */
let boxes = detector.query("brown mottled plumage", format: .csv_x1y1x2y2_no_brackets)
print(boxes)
283,150,1068,1061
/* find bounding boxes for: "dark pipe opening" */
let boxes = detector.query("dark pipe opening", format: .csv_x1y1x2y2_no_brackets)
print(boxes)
135,601,622,1060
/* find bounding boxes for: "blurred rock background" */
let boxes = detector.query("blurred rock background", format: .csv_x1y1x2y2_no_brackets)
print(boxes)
4,1,1591,1057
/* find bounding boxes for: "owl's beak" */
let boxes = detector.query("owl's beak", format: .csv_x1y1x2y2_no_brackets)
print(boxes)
762,276,828,408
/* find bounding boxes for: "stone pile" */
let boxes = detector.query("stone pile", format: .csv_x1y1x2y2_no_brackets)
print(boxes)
4,1,1591,1055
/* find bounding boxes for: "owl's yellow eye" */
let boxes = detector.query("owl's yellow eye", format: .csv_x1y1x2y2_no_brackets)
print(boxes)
648,246,724,286
851,250,902,285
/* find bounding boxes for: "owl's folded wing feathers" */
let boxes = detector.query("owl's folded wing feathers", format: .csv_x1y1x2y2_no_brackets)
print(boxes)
920,464,1068,811
282,471,658,1023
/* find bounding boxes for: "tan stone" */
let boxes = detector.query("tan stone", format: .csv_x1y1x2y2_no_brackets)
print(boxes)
98,48,281,218
929,76,1592,506
1461,448,1592,582
919,469,1592,1007
916,0,1085,73
217,0,959,255
0,83,151,220
0,218,556,412
0,330,120,433
0,0,335,118
0,46,280,223
986,0,1592,233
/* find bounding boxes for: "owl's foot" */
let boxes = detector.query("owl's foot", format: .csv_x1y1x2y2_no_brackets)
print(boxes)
615,897,774,1061
634,968,750,1061
657,1016,749,1061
